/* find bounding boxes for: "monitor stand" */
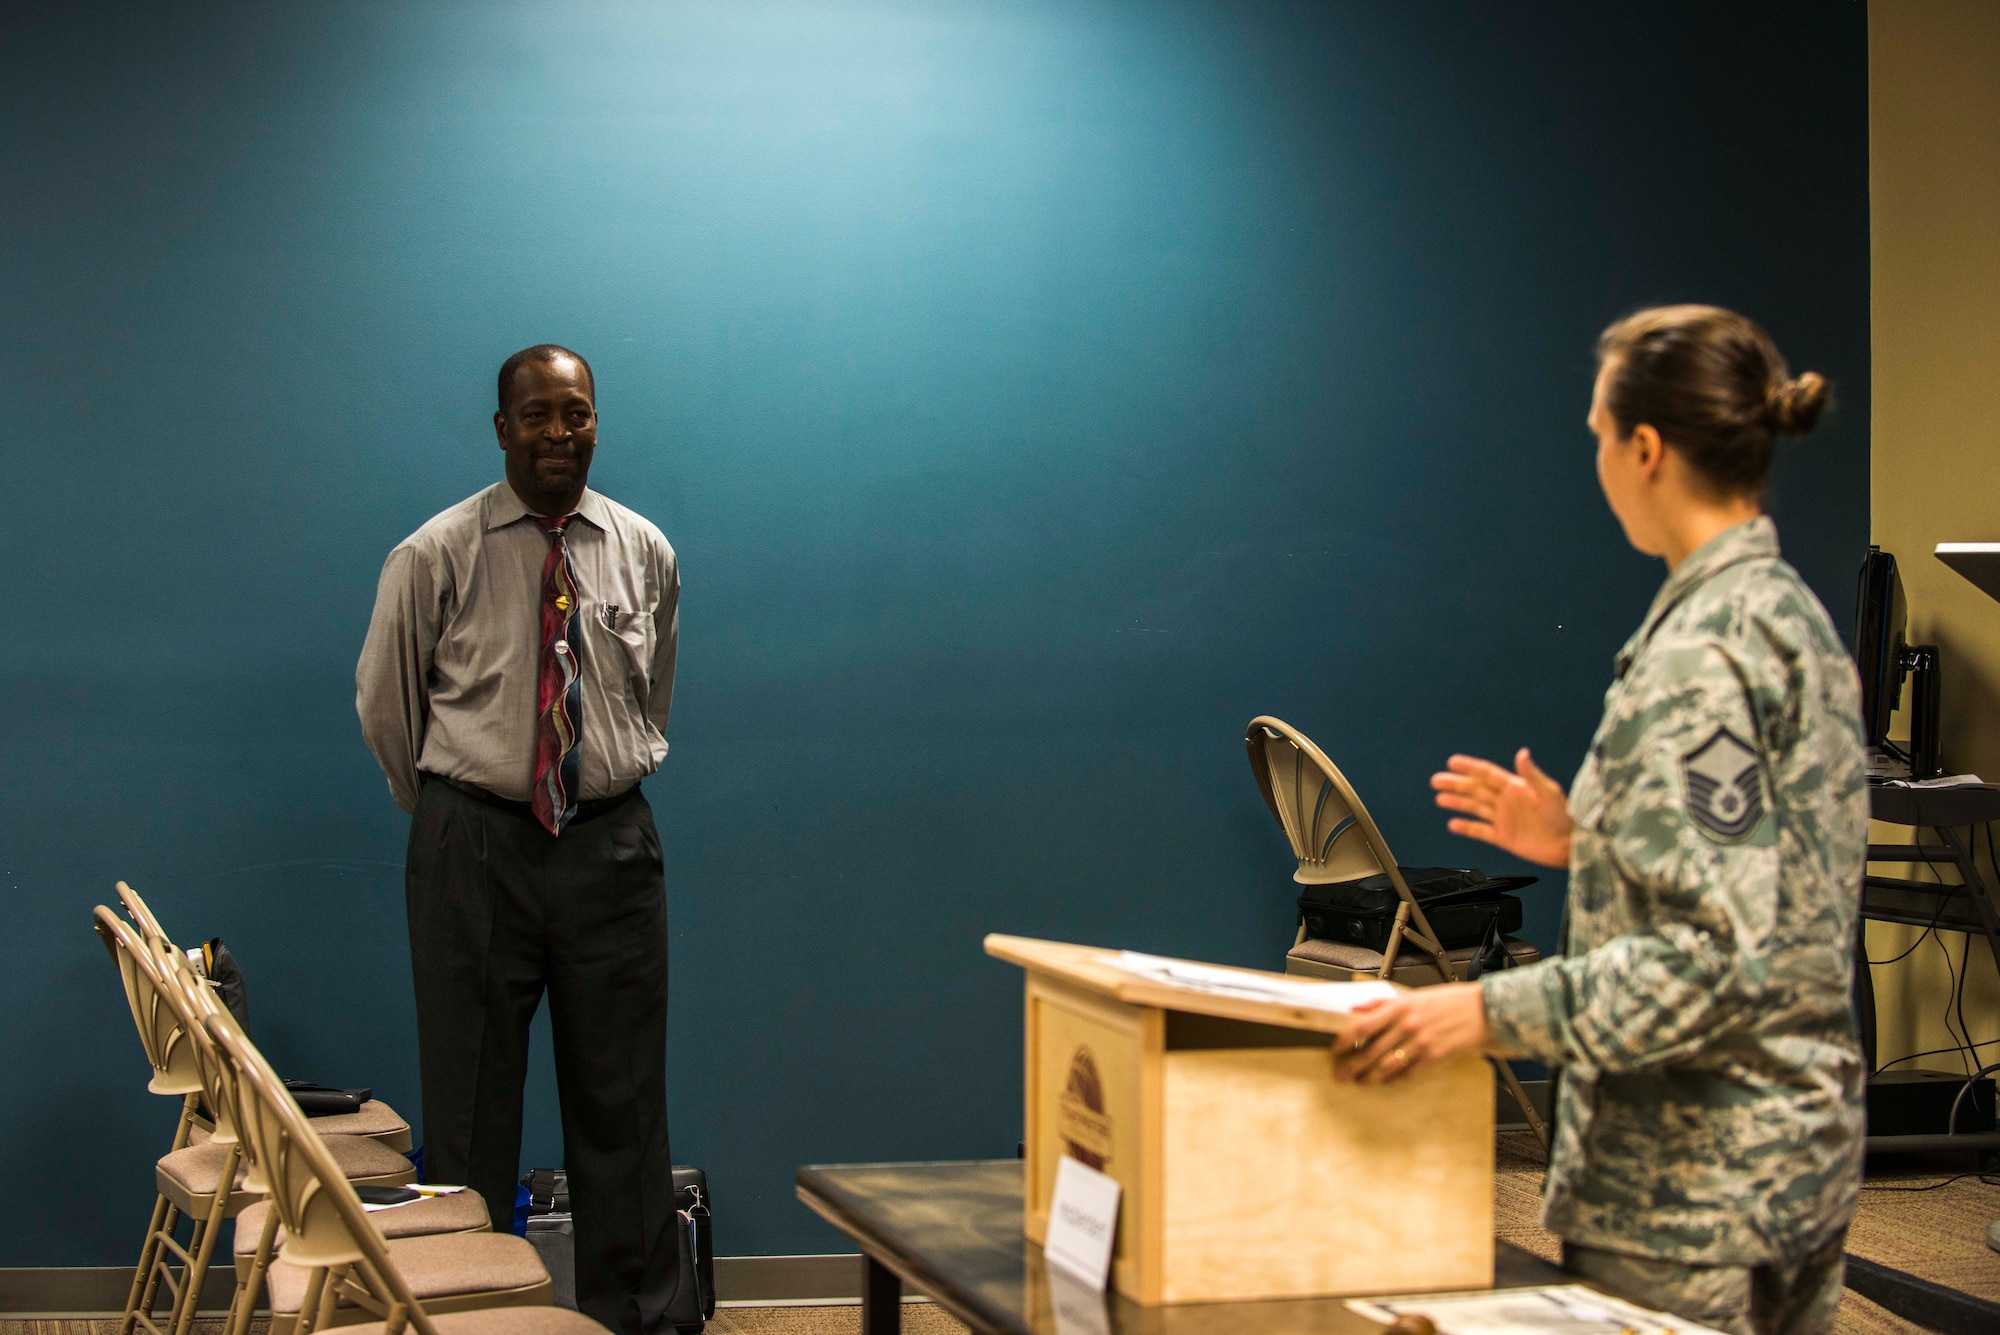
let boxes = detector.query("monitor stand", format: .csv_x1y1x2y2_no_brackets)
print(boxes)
1867,644,1943,783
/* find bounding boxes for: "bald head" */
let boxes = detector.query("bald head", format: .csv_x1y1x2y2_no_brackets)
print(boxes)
498,344,595,415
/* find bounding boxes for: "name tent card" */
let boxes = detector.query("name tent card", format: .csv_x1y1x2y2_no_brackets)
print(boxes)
1043,1155,1121,1290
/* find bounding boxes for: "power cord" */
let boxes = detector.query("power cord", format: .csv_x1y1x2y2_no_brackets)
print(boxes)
1936,883,1968,1076
1862,1172,1998,1192
1874,1037,2000,1073
1864,832,1959,966
1947,1060,2000,1136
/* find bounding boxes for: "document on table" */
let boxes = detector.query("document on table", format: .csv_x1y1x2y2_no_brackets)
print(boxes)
1348,1284,1728,1334
362,1184,466,1212
1110,952,1397,1013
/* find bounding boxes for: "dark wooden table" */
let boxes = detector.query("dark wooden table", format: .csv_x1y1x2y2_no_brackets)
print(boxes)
796,1159,1567,1335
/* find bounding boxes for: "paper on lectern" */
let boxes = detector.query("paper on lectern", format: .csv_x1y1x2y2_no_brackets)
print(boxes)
1111,952,1398,1013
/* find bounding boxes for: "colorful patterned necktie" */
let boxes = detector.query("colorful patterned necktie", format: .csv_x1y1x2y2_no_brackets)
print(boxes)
532,515,582,835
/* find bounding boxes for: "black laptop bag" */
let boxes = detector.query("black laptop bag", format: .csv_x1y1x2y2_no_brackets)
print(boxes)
1297,866,1536,953
523,1166,714,1331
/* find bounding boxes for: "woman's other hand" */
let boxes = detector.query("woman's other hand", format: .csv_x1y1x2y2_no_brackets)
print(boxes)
1430,747,1573,868
1330,983,1490,1084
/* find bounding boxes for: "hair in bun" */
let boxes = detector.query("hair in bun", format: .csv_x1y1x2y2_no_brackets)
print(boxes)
1767,371,1829,437
1597,305,1832,499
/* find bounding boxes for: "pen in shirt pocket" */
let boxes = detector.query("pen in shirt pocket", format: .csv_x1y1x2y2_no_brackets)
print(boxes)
599,603,620,631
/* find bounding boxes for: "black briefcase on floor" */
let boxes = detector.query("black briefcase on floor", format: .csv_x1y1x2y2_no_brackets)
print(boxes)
522,1166,715,1331
1298,866,1536,952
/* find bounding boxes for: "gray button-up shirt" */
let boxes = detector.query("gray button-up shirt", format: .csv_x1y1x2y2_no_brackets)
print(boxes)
357,481,680,812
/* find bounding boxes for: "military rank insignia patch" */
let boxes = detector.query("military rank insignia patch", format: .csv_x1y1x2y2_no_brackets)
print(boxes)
1682,727,1765,841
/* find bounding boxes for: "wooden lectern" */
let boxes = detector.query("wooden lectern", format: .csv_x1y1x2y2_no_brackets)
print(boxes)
986,934,1494,1306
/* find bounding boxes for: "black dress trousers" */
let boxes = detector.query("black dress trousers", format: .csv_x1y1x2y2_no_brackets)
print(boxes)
407,776,680,1334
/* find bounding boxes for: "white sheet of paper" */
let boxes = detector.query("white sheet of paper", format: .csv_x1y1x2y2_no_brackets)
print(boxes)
1112,951,1397,1013
1347,1283,1729,1334
1043,1156,1121,1291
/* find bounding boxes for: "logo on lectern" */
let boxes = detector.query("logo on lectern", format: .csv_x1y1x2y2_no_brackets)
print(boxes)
1057,1046,1113,1169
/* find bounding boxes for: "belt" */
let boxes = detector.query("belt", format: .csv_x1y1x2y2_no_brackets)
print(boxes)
422,773,640,827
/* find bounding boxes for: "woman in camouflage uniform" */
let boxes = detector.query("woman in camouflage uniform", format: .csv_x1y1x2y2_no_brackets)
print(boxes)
1334,305,1868,1335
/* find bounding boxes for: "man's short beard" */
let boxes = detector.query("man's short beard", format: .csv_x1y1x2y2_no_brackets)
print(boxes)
517,464,585,512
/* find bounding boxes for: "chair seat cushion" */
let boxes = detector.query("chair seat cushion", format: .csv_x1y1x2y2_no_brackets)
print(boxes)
342,1308,611,1334
167,1133,410,1204
157,1140,251,1198
267,1231,549,1314
304,1099,411,1144
1287,935,1541,980
321,1133,421,1183
235,1189,489,1256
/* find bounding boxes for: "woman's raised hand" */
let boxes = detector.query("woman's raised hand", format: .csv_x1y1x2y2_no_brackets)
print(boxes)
1430,748,1573,869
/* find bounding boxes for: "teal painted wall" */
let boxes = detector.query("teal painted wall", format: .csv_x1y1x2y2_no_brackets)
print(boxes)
1,1,1867,1261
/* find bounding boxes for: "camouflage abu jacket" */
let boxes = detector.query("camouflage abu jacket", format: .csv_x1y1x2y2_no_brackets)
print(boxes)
1481,517,1869,1265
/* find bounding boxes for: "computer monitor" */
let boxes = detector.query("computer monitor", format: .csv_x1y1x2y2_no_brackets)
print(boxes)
1853,546,1940,778
1854,546,1908,751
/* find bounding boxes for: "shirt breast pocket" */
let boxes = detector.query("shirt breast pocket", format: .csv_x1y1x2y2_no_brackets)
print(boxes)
592,604,656,699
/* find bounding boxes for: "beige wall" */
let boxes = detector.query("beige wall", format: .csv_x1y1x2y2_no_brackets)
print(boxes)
1867,0,2000,1072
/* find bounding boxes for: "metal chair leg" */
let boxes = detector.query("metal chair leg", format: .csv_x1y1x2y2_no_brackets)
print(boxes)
309,1263,347,1333
120,1193,176,1335
124,1093,203,1335
167,1143,242,1335
290,1266,330,1335
1376,902,1412,979
135,1220,193,1335
225,1206,281,1335
1494,1058,1550,1151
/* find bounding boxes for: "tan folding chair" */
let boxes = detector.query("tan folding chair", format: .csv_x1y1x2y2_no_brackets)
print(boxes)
100,906,281,1335
110,884,481,1331
149,937,486,1335
228,1193,492,1335
1245,716,1550,1147
100,912,421,1335
203,1014,567,1334
116,881,414,1152
93,908,213,1334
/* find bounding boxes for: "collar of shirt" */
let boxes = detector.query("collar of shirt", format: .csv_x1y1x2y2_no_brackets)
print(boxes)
1613,515,1780,679
483,481,613,534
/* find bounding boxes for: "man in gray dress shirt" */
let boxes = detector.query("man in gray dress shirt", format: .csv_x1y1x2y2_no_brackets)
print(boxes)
357,344,685,1333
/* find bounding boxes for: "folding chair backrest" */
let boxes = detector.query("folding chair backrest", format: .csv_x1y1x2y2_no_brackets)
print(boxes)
1246,717,1463,981
150,943,248,1153
117,880,173,952
206,1016,434,1331
1245,716,1408,890
101,912,247,1147
93,906,202,1098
